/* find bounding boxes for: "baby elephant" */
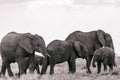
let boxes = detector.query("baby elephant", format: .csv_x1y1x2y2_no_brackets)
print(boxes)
28,55,45,74
92,47,116,73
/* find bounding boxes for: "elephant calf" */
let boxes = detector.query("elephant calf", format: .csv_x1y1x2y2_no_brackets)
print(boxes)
29,55,44,74
45,40,88,74
92,47,116,73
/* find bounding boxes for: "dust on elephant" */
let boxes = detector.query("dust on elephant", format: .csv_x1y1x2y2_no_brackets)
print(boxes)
0,32,47,77
92,47,116,73
43,40,88,74
65,30,114,73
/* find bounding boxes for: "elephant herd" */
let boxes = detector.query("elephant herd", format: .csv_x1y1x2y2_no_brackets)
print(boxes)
0,29,116,78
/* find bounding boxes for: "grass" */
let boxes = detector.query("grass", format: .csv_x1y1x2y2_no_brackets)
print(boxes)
0,57,120,80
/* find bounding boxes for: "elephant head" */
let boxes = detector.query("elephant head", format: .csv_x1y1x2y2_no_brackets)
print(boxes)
18,33,49,75
97,30,114,50
74,41,88,58
92,47,116,74
92,47,109,67
18,33,47,56
92,49,102,67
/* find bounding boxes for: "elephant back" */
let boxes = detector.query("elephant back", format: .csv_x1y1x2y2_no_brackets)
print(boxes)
65,31,83,41
1,32,18,51
47,40,72,57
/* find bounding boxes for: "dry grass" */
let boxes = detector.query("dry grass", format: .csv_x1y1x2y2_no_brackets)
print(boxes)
0,57,120,80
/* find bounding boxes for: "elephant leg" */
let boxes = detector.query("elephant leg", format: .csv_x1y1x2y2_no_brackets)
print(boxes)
41,57,48,75
41,65,47,75
50,63,55,75
49,57,56,75
103,64,107,72
41,63,48,74
16,65,26,78
19,66,25,75
103,59,108,72
0,62,6,76
68,59,76,74
16,64,23,78
6,64,14,77
36,65,40,74
17,65,22,77
17,60,27,77
108,64,113,72
67,60,72,73
86,56,92,73
97,61,101,73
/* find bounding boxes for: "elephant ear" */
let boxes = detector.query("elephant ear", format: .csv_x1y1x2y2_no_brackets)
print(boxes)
74,41,87,57
97,30,105,47
18,34,33,54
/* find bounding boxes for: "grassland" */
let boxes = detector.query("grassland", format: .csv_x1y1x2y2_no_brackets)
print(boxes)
0,57,120,80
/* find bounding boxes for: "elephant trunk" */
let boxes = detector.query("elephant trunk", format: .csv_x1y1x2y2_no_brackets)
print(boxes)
92,57,96,68
42,48,50,57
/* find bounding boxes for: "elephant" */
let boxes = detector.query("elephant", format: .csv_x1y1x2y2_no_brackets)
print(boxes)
92,47,116,73
29,55,45,74
0,32,47,77
41,40,88,75
65,29,114,73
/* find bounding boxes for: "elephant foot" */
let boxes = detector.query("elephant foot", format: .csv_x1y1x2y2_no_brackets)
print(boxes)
68,71,71,74
50,73,53,75
37,72,40,74
50,72,54,75
97,71,100,74
41,72,46,75
92,65,96,68
68,71,75,74
87,70,92,74
9,74,14,77
15,73,18,76
15,73,20,78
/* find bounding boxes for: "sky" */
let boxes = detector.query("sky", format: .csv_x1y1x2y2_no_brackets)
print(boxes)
0,0,120,56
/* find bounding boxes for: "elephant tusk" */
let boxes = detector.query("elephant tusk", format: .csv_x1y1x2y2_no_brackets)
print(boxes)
35,52,45,58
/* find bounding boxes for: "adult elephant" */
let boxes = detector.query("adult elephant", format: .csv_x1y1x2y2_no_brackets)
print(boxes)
42,40,88,74
92,47,116,73
0,32,47,77
65,30,114,73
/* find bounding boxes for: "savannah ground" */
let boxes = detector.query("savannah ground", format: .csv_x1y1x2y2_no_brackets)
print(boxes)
0,57,120,80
